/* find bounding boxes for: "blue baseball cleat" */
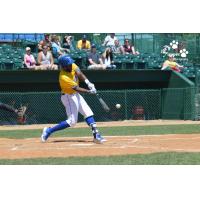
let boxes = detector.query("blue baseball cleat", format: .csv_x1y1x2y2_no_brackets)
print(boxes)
41,127,50,142
93,133,106,144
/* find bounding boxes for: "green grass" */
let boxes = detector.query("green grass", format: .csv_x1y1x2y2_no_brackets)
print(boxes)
1,152,200,164
0,124,200,139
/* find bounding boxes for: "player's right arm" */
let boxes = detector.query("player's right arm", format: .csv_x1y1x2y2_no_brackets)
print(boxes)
72,86,91,94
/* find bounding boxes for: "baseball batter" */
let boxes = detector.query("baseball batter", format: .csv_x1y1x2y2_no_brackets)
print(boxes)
41,55,106,144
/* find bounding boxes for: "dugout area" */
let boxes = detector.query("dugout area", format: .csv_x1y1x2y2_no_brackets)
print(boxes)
0,69,196,124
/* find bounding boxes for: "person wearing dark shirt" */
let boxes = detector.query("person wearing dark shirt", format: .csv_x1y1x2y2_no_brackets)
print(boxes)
38,34,52,52
123,39,139,55
62,35,74,52
87,44,106,70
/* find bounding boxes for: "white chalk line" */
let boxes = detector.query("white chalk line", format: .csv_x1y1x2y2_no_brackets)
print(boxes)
70,143,94,147
8,135,200,152
11,146,18,151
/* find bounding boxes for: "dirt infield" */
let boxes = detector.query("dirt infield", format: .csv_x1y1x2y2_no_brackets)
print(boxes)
1,120,200,159
1,134,200,159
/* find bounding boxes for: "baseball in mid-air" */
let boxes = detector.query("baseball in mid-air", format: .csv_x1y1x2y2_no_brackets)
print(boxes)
116,104,121,109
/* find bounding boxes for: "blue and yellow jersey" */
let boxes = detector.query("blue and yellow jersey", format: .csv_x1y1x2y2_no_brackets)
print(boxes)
59,63,79,94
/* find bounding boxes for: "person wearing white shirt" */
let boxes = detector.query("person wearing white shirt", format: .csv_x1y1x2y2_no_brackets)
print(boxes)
103,33,118,47
102,47,116,69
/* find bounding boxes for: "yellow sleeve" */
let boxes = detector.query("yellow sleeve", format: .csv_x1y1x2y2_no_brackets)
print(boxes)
77,40,81,49
87,41,91,49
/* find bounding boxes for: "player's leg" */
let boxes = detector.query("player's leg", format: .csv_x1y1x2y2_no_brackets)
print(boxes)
78,94,106,144
41,94,79,142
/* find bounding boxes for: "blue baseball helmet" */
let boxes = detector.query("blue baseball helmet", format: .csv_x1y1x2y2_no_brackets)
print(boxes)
58,55,74,67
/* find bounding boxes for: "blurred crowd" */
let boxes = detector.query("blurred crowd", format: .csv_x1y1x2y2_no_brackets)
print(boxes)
23,33,140,70
23,33,184,73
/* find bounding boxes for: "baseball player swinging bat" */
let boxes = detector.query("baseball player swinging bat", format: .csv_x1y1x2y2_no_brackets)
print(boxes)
96,93,110,112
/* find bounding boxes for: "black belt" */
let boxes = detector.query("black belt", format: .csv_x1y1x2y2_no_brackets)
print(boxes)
61,93,75,95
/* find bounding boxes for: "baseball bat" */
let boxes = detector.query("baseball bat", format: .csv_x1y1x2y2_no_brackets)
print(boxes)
96,93,110,112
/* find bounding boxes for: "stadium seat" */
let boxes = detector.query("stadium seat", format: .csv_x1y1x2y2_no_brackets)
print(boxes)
0,60,4,70
2,59,16,70
4,34,13,41
36,34,44,42
124,60,134,69
18,34,26,40
114,60,125,69
25,34,36,42
0,34,5,41
15,61,23,69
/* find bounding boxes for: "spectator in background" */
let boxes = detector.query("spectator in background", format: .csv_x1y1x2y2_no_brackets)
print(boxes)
51,34,65,59
123,39,140,55
102,47,116,69
38,34,51,52
62,35,74,52
161,54,184,72
103,33,117,47
77,34,91,50
177,41,186,53
0,101,27,124
112,39,125,54
87,44,106,70
24,47,37,69
37,45,58,70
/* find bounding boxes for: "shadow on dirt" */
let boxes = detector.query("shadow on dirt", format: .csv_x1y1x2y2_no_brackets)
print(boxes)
51,139,92,143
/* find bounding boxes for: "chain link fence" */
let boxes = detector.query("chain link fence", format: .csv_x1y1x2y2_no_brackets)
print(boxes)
0,88,196,125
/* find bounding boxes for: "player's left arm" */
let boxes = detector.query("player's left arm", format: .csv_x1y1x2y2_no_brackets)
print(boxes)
75,67,96,92
75,67,88,82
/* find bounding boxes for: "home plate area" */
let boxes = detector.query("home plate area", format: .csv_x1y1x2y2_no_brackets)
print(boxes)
1,134,200,159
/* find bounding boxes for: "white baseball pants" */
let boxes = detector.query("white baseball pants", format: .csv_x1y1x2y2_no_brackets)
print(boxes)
61,93,93,127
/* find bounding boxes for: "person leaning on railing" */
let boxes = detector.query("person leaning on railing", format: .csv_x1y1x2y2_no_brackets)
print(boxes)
161,54,184,72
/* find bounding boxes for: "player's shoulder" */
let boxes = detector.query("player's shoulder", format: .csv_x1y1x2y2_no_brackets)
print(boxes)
59,69,66,75
72,63,79,70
